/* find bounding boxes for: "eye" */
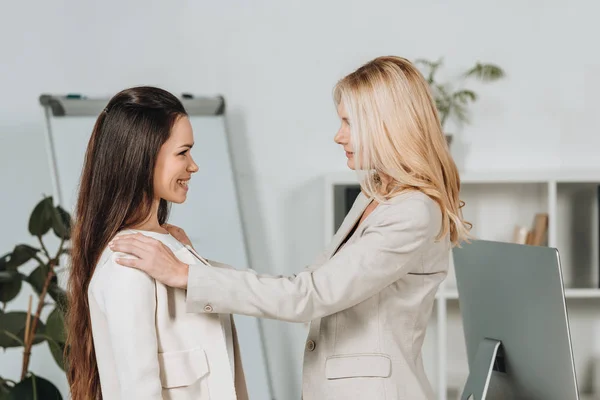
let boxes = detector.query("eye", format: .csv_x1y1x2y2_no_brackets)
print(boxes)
178,150,188,156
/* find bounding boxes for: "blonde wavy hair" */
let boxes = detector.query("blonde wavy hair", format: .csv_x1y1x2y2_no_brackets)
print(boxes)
333,55,471,246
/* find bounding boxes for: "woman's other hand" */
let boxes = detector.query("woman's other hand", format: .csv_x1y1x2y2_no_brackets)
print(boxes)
163,223,194,248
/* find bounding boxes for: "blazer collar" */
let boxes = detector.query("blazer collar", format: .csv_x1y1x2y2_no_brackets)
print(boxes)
327,191,373,259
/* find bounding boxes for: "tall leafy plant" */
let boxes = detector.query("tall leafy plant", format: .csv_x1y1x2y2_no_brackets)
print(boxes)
0,196,70,399
415,58,505,132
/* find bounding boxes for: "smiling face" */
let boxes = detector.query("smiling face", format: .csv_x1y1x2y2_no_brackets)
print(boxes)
334,99,356,170
153,116,199,204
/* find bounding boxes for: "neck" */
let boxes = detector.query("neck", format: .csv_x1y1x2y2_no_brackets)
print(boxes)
131,199,167,233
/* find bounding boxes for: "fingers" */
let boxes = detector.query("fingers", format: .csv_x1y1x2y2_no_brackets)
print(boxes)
163,223,182,232
114,257,138,268
163,224,182,235
108,240,146,258
113,232,156,244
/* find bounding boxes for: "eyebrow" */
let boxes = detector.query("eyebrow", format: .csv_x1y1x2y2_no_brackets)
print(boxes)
178,143,194,149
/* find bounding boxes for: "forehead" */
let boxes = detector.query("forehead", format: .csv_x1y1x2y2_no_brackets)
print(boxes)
168,116,193,142
337,100,348,117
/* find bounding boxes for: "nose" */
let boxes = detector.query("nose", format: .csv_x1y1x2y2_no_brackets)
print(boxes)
188,156,199,173
334,127,346,145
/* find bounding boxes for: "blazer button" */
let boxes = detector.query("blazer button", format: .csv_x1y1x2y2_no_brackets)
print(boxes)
306,340,316,352
204,304,213,312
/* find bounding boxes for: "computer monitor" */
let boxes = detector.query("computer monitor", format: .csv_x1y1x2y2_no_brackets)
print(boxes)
452,240,580,400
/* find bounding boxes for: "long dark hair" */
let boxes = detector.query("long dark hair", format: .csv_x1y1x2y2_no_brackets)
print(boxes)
66,86,187,399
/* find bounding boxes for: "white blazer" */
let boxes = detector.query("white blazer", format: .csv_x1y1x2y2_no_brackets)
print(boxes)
185,191,450,400
88,230,248,400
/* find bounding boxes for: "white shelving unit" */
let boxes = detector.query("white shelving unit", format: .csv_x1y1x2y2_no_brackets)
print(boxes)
324,170,600,400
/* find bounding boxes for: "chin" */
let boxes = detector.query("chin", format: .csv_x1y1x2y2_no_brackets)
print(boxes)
347,160,355,170
164,194,187,204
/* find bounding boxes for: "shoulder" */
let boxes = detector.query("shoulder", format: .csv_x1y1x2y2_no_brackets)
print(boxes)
373,191,441,234
90,246,155,294
384,190,439,216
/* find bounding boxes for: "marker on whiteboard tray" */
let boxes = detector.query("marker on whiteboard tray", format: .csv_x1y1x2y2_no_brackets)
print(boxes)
182,93,194,99
66,93,87,99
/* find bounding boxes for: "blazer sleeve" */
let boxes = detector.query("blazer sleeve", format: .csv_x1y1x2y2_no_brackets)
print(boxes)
101,252,163,399
186,198,434,322
302,247,330,273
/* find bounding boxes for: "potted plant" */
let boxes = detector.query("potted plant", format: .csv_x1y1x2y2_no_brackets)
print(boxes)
0,196,70,399
414,58,505,146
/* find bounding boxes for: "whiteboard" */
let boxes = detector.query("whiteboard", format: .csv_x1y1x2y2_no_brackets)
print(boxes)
40,94,273,400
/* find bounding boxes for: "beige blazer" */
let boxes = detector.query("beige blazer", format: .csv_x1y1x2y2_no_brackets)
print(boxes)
88,230,248,400
186,191,451,400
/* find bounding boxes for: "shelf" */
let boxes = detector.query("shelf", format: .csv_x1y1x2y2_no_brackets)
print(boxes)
436,288,600,300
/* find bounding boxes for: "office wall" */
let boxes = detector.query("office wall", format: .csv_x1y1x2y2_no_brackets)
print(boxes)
1,1,599,398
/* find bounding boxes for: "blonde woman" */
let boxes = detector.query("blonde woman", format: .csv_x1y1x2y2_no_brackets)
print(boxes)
110,56,471,400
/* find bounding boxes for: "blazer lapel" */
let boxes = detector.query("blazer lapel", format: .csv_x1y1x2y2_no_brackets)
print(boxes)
327,192,373,259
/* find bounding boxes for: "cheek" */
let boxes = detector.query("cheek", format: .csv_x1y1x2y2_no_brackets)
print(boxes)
153,170,168,194
343,128,353,148
153,160,177,192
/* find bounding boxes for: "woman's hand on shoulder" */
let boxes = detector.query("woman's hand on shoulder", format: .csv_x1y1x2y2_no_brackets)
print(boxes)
163,223,193,248
109,233,189,289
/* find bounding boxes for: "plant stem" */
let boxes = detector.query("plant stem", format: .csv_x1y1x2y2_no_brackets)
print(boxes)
54,238,65,266
32,374,38,400
55,238,65,259
32,255,46,266
24,296,32,346
20,262,55,380
37,236,51,261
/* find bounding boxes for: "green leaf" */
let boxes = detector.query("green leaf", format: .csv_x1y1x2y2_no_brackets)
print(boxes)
6,374,62,400
414,57,444,84
0,254,22,303
51,206,71,240
45,308,66,344
0,377,14,400
0,271,16,282
32,333,66,372
451,102,470,124
25,264,67,312
49,339,66,371
0,254,10,268
44,336,65,371
25,265,50,296
7,245,40,269
28,197,54,237
414,58,439,68
47,286,68,313
0,272,21,304
0,312,46,349
464,63,505,82
453,90,478,105
434,84,452,104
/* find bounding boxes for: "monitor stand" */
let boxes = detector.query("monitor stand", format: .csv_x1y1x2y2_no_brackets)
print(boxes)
461,338,504,400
